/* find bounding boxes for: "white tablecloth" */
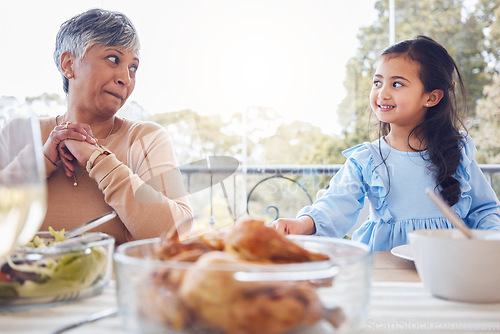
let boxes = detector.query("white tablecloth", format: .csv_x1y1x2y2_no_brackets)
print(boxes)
363,282,500,333
1,282,122,334
1,282,499,333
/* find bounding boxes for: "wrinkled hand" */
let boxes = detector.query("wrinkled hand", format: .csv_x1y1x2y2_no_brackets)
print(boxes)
43,122,97,176
273,216,316,235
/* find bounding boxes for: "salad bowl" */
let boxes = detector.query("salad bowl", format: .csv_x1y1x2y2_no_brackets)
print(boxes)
0,231,114,309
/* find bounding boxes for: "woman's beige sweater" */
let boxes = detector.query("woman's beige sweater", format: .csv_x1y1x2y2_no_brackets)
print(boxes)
40,116,193,245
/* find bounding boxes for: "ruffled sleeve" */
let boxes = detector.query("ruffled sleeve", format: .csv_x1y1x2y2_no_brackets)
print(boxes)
352,142,393,223
297,142,391,237
456,134,500,229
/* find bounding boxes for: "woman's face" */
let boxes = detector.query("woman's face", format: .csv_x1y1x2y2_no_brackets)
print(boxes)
69,44,139,116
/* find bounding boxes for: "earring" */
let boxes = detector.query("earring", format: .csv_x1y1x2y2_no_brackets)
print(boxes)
425,103,429,106
66,73,73,79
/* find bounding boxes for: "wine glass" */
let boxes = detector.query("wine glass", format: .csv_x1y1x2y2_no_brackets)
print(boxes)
0,114,47,258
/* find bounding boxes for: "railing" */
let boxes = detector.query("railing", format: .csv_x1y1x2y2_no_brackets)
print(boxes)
479,165,500,186
180,164,500,224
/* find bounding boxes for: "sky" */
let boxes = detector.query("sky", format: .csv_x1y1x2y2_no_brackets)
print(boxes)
0,0,378,136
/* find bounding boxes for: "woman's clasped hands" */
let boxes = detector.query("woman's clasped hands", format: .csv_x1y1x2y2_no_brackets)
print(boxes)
43,120,98,178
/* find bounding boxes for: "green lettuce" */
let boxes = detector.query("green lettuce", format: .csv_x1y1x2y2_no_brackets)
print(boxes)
12,246,107,298
0,229,108,299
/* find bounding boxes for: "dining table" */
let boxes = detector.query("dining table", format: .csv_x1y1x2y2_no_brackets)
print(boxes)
1,251,499,334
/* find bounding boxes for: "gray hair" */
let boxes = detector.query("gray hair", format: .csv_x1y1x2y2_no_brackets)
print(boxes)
54,8,140,94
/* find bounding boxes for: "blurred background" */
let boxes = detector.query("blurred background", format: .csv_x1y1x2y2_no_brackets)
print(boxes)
1,0,499,228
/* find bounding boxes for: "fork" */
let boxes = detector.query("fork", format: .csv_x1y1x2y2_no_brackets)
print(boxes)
50,308,118,334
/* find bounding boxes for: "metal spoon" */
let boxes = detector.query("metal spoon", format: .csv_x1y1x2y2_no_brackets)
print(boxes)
14,211,118,258
40,211,118,249
425,188,474,239
65,210,117,239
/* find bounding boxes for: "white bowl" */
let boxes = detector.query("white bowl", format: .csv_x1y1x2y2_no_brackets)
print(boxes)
409,229,500,303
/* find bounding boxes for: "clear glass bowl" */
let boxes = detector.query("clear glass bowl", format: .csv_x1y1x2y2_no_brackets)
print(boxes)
114,235,372,334
0,232,115,310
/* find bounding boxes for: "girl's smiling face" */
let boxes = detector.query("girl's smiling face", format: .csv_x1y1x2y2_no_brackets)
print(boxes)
370,55,430,130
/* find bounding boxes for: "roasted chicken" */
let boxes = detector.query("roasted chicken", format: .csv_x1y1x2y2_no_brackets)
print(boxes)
140,217,343,334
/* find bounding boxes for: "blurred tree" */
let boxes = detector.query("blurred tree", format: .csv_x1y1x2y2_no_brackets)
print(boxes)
25,92,65,105
117,100,150,121
148,109,241,161
257,121,345,165
474,0,500,72
471,73,500,164
470,0,500,167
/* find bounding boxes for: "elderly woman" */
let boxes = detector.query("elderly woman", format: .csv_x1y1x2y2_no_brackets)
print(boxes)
40,9,192,244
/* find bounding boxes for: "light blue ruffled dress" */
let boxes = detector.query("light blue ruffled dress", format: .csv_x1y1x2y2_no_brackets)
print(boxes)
298,135,500,251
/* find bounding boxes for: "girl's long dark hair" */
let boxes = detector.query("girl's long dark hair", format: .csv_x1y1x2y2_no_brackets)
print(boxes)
378,35,467,206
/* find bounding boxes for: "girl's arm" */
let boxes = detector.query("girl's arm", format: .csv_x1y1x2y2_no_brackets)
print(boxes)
462,160,500,230
296,159,368,238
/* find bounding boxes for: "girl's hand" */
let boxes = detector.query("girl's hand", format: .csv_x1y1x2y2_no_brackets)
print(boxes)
43,122,97,174
273,216,316,235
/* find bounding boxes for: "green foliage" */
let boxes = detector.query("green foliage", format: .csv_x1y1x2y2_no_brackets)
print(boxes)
148,109,243,164
257,121,343,165
470,73,500,164
475,0,500,71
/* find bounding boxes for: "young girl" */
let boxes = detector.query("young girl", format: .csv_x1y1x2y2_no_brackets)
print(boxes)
274,35,500,251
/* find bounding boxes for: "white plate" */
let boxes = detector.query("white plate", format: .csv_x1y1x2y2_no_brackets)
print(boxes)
390,244,414,261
